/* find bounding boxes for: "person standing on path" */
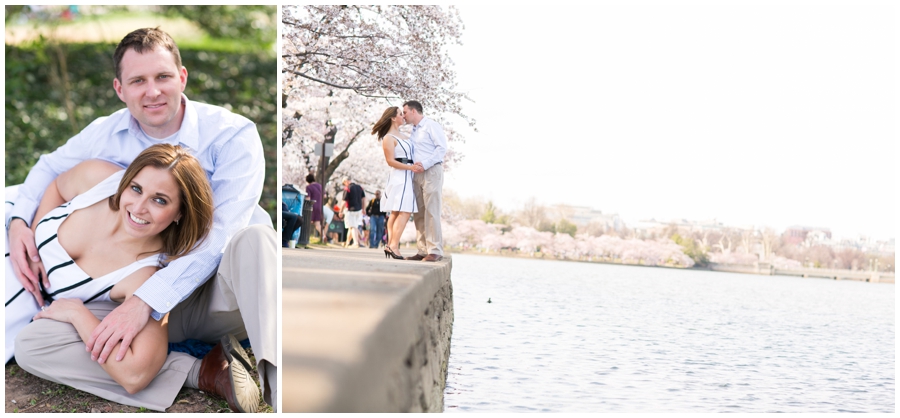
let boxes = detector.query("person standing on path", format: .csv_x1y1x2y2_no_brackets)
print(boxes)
304,173,324,239
372,106,417,260
402,100,446,262
282,201,301,247
366,190,386,249
341,178,365,248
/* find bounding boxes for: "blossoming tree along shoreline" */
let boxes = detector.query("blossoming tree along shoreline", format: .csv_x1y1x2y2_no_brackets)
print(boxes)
282,5,476,193
395,191,894,272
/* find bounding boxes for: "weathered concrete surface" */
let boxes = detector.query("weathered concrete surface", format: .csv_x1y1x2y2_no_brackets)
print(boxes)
282,246,453,412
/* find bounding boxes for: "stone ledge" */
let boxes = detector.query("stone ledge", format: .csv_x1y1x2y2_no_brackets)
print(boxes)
282,246,453,412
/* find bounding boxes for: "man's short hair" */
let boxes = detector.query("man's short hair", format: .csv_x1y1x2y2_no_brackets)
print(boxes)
342,177,350,184
403,100,424,115
113,27,182,80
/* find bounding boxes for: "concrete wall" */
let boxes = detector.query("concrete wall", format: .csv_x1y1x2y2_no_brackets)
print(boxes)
709,262,895,283
282,247,453,412
709,262,773,275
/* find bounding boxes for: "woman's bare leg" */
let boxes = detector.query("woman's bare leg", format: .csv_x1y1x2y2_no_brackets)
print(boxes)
389,211,411,256
385,213,396,250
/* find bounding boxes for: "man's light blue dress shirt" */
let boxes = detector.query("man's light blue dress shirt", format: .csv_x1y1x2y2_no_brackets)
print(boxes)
8,94,268,320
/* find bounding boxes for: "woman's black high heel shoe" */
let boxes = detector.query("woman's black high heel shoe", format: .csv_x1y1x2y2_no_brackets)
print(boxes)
385,246,404,260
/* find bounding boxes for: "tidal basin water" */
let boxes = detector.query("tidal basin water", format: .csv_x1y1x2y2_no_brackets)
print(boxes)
443,254,894,413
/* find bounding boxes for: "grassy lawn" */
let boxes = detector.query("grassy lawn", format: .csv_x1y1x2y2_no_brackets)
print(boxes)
5,9,271,53
5,348,272,413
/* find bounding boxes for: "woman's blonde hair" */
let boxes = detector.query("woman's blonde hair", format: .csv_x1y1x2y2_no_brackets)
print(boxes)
109,144,214,260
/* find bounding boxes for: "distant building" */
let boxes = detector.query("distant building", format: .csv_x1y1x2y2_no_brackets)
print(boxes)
552,204,624,232
630,219,669,239
838,236,896,254
782,225,832,246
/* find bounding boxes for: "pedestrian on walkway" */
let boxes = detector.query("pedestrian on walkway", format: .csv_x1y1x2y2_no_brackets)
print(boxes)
366,190,386,248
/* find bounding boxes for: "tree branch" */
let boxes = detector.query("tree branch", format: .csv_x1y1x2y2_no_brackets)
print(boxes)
283,69,367,90
325,127,367,180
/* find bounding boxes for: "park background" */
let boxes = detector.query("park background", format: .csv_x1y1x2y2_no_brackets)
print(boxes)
282,3,894,273
5,5,278,223
4,5,276,413
279,4,894,413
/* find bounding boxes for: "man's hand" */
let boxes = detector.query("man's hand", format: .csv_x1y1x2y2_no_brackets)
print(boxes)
8,218,47,306
26,257,48,306
86,295,152,364
412,162,425,173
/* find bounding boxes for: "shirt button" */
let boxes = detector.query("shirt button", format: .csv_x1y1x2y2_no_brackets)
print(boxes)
166,302,171,307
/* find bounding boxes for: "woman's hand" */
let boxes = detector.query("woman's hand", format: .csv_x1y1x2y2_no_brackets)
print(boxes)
32,298,87,324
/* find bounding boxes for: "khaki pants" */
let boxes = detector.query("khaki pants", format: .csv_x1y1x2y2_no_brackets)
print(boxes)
15,225,278,411
412,163,443,256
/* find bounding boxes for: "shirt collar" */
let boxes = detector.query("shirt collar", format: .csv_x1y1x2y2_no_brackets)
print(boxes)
414,116,429,130
115,94,199,150
177,94,200,150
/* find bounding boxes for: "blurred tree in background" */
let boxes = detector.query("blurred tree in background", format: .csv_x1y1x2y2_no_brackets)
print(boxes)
5,5,278,222
158,6,275,47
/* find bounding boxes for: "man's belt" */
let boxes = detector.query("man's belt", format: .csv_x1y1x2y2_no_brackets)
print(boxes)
395,158,413,164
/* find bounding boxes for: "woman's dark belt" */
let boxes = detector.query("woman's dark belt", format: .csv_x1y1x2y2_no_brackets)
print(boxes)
395,158,413,164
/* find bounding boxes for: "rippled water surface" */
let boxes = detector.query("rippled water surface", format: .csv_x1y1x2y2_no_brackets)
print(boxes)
443,254,894,413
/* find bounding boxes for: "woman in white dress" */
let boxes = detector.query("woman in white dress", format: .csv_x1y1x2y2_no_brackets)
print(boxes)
371,106,418,259
5,144,217,397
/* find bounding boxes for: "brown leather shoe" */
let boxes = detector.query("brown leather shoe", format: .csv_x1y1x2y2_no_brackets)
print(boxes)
405,254,426,261
198,334,260,413
423,254,443,262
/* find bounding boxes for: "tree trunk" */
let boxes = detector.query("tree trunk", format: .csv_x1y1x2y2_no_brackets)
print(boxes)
324,127,366,185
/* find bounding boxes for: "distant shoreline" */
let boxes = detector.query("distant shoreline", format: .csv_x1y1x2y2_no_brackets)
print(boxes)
446,248,689,271
445,248,895,284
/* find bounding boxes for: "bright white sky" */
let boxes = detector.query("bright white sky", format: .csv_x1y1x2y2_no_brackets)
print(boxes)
441,0,897,241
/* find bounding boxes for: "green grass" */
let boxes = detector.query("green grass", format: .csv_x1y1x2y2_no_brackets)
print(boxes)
5,9,273,53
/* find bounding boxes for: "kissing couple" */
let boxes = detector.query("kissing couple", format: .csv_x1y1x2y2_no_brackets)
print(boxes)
371,100,447,263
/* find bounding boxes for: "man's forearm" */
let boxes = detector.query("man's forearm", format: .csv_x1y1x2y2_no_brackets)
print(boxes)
422,152,446,171
9,137,92,226
8,167,55,227
133,250,221,319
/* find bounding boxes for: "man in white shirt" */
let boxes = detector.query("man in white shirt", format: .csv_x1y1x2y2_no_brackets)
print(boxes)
6,28,276,412
402,100,447,262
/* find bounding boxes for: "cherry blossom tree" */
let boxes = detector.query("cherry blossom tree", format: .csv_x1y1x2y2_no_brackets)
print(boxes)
433,216,695,267
710,251,759,265
282,5,475,193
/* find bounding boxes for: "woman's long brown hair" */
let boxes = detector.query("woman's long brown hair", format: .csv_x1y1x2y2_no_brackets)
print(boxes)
109,143,214,261
371,106,399,140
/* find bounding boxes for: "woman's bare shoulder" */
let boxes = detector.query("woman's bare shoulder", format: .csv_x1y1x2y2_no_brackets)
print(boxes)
72,159,123,184
57,159,124,200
